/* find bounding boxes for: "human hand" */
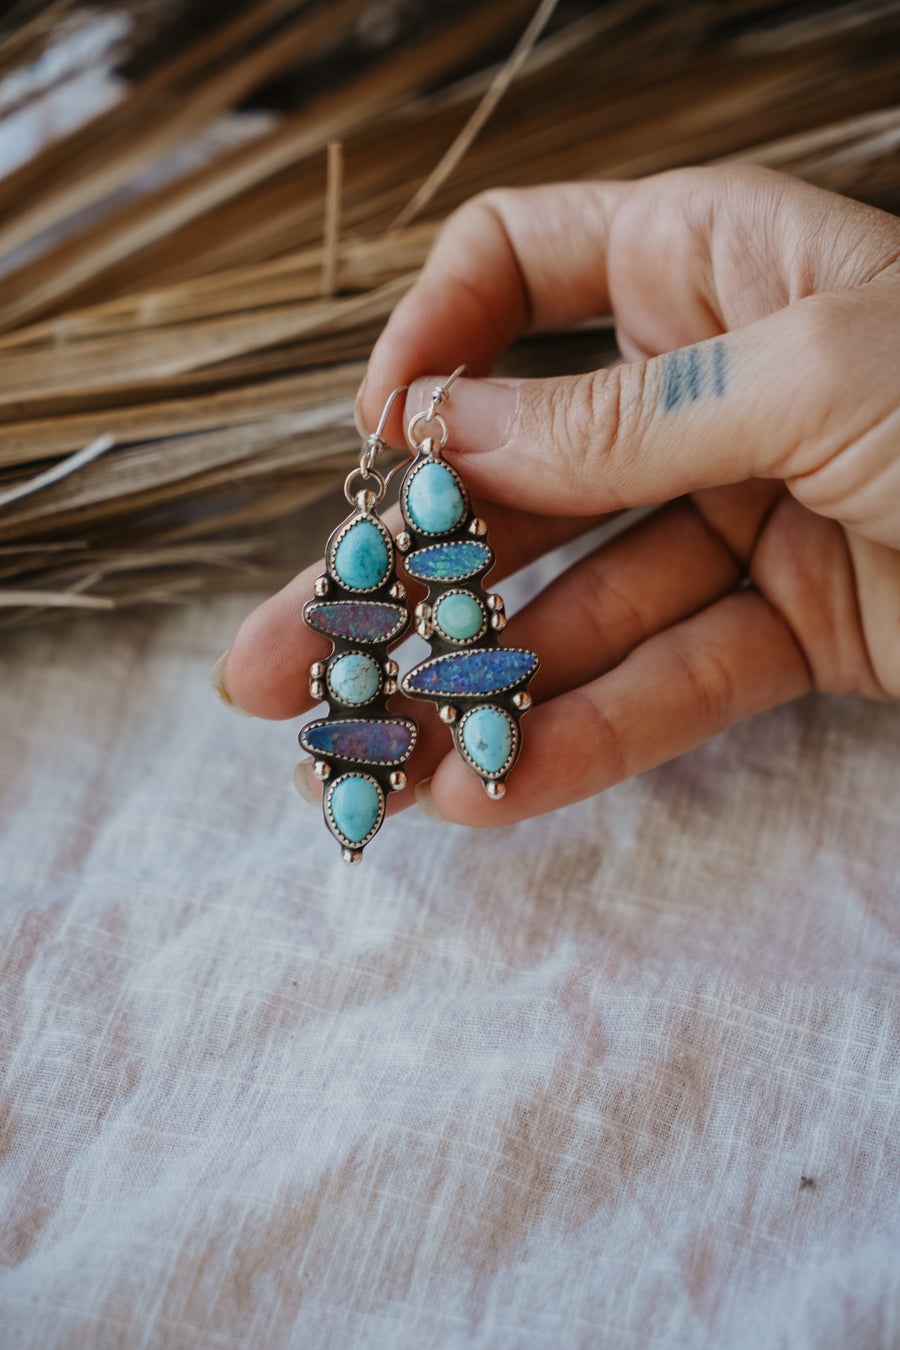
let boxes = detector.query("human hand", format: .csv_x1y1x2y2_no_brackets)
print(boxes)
219,166,900,829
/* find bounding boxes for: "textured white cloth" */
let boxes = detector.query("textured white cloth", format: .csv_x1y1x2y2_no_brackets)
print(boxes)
1,588,899,1349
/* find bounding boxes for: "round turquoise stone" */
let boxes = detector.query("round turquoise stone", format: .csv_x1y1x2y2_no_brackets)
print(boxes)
328,774,382,843
461,706,514,776
332,519,389,590
405,463,465,534
433,591,484,641
328,653,380,705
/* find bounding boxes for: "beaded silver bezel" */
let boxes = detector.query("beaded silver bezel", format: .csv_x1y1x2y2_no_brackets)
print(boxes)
326,513,394,594
304,600,408,645
325,652,383,708
455,704,520,780
403,540,494,583
299,717,417,767
400,647,539,700
400,459,470,538
431,589,488,645
324,773,386,850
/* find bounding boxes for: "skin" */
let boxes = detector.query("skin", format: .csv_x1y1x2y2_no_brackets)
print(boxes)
219,166,900,828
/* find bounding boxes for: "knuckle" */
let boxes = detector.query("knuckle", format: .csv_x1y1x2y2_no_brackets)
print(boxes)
572,689,629,786
797,294,847,375
539,366,648,507
666,631,735,732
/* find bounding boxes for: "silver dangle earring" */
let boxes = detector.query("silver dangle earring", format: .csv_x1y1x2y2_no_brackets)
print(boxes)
299,388,416,864
396,367,538,798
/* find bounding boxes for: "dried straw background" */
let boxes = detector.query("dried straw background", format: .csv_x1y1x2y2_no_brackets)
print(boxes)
1,0,899,624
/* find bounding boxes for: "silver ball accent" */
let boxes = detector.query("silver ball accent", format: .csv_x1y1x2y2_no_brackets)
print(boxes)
439,704,457,724
384,658,399,677
485,780,506,799
342,848,363,865
396,531,412,553
512,691,533,711
310,661,326,679
390,581,407,601
414,601,431,619
313,760,331,780
486,593,504,612
356,489,376,512
468,517,487,537
490,612,507,632
309,678,325,699
389,770,407,791
314,576,330,597
384,678,398,695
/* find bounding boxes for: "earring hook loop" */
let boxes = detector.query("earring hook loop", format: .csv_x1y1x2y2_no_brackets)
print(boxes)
344,384,408,505
407,364,469,450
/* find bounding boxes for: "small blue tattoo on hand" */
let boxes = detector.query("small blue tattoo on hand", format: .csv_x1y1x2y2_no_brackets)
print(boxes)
660,339,728,412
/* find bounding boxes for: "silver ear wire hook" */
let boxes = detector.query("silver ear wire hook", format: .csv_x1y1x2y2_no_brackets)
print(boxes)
429,363,469,412
372,383,408,443
345,384,408,505
408,364,470,451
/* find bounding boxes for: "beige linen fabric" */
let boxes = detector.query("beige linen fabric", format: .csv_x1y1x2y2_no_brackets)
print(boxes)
1,588,899,1349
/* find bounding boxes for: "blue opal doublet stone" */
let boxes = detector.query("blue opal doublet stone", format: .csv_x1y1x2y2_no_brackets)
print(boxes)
404,541,492,582
403,648,537,697
327,652,380,705
460,706,515,775
327,774,383,844
301,719,415,765
433,591,484,641
331,518,390,590
305,601,406,644
404,462,466,534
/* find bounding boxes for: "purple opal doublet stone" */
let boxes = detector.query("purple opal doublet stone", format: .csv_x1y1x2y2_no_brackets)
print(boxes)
300,718,415,765
403,648,537,697
404,541,492,582
304,601,407,644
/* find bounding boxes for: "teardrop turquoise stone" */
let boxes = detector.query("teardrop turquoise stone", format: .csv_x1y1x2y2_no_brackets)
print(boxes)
328,774,382,843
433,591,484,640
332,519,390,590
405,462,465,534
461,706,514,775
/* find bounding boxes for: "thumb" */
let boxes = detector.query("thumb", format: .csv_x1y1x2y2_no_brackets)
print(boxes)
406,282,900,544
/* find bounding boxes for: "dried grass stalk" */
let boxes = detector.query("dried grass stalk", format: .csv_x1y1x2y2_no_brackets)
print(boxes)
1,0,899,624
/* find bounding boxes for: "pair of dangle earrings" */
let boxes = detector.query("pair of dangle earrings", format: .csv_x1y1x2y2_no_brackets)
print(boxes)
299,368,538,864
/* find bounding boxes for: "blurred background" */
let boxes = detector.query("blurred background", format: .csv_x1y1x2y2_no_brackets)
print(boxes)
1,0,899,625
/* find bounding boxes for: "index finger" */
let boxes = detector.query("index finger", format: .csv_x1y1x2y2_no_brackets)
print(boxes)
359,181,624,443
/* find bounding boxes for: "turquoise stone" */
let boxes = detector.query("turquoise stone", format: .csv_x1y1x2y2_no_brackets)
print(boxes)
328,652,380,705
300,719,415,764
332,519,389,590
433,591,484,641
305,601,406,644
328,774,382,844
402,648,537,697
461,706,514,775
404,462,465,534
405,541,492,582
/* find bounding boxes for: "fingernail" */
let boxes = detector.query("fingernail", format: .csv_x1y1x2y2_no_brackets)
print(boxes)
210,649,251,716
293,759,321,807
407,376,519,452
415,776,445,822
